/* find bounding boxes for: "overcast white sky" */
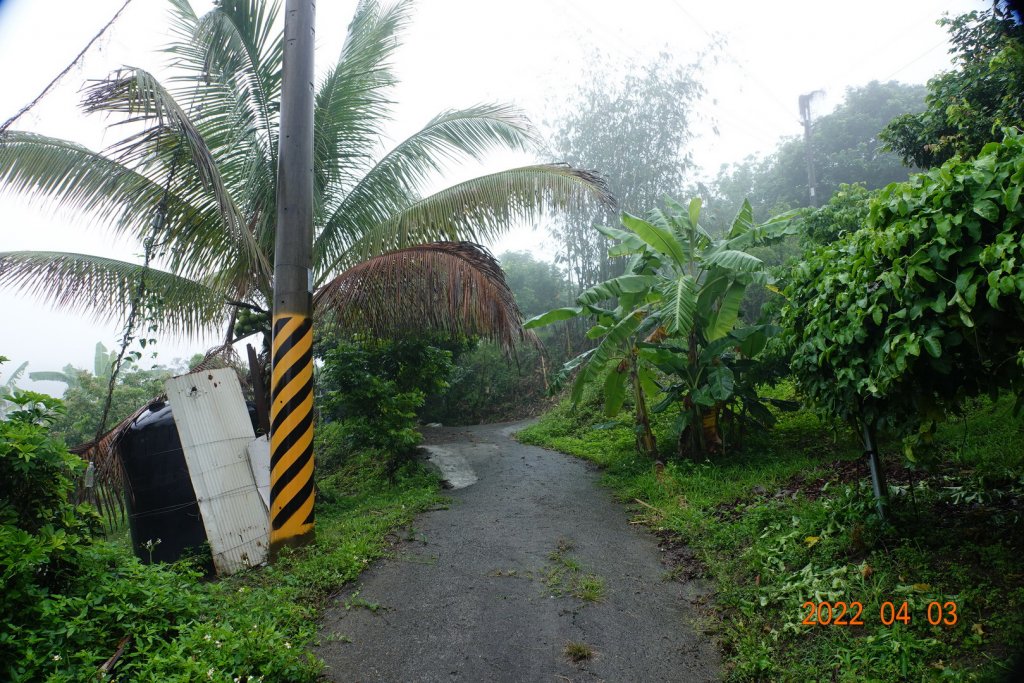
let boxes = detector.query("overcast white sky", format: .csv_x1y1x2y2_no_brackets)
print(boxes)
0,0,983,392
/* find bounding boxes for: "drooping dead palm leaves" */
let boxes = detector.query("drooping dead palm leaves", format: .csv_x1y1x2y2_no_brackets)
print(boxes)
315,241,533,353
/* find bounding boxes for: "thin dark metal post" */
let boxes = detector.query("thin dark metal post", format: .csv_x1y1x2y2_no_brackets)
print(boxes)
862,421,888,520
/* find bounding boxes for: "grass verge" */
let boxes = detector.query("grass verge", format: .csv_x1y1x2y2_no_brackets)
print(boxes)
24,449,441,683
517,391,1024,681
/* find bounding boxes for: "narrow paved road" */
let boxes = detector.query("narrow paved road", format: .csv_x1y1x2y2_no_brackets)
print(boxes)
317,422,720,682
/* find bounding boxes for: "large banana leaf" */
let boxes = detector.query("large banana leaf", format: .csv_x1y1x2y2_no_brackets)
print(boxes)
576,274,654,306
703,249,764,273
603,364,629,416
657,274,697,335
571,310,645,405
621,212,688,266
706,281,747,340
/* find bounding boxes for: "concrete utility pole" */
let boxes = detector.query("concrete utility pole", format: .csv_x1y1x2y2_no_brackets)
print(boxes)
799,91,823,208
270,0,316,557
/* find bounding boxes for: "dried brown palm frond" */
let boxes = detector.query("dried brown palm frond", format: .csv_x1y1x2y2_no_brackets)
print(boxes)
314,241,533,354
68,397,165,528
68,400,158,489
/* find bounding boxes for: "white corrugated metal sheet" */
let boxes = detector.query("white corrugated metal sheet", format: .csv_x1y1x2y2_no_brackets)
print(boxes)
165,369,268,575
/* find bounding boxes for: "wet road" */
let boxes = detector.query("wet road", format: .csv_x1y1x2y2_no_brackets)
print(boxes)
317,421,720,682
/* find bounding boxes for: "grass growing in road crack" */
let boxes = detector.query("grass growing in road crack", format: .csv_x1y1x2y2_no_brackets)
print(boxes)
518,389,1024,682
563,641,595,662
545,540,607,603
487,540,608,603
344,591,383,613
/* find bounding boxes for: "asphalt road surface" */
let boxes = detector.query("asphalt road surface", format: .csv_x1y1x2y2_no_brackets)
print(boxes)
317,421,720,682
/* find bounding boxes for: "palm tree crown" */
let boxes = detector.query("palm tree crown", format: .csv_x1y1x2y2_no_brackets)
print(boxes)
0,0,609,351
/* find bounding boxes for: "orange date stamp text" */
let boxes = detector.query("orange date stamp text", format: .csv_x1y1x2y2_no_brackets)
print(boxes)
801,600,958,627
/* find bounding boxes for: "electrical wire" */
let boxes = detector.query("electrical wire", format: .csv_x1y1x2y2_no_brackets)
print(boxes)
666,0,800,125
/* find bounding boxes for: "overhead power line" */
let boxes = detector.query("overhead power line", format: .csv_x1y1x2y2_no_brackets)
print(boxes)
0,0,135,135
666,0,800,125
883,38,949,81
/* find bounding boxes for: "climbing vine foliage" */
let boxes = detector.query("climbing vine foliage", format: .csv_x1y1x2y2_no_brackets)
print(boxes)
784,131,1024,461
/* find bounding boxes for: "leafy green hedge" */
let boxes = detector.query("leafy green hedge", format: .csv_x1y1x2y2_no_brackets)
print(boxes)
785,132,1024,460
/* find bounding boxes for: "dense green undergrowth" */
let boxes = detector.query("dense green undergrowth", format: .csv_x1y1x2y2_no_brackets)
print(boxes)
518,390,1024,681
6,444,440,682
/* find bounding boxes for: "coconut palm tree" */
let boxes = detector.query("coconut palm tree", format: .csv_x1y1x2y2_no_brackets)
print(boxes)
0,0,609,351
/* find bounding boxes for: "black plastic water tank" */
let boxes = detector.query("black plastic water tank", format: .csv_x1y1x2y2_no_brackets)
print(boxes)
117,401,211,568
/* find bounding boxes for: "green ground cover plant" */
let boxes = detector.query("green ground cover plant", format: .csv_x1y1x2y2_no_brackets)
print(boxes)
518,388,1024,681
1,376,441,682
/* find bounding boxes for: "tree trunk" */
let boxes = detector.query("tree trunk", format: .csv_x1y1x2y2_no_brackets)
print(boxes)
631,353,657,458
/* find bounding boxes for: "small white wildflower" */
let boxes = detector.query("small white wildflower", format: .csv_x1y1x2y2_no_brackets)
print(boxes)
216,641,222,648
52,654,61,662
252,624,258,631
204,633,212,641
207,668,215,679
285,642,292,649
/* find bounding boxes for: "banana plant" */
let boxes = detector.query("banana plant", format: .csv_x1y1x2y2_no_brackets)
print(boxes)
526,197,796,458
0,356,29,419
27,342,125,389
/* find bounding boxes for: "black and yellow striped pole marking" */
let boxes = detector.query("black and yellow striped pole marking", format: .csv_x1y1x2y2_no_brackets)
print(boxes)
270,0,316,556
270,315,314,549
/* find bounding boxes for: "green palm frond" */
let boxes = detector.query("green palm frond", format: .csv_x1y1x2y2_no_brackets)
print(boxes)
316,103,541,269
83,70,241,231
0,131,182,236
313,0,410,201
165,0,280,247
328,164,612,274
192,0,283,161
0,251,227,337
82,69,272,289
1,133,263,301
313,241,526,352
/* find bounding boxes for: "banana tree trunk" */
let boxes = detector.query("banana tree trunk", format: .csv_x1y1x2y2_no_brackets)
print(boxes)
702,403,724,454
630,353,657,458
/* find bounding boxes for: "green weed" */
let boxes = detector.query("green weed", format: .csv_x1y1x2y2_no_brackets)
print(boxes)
12,446,441,682
563,641,595,662
542,542,607,603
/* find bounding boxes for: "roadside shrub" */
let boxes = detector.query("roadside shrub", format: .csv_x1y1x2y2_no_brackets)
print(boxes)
318,338,455,458
784,131,1024,463
0,387,103,677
